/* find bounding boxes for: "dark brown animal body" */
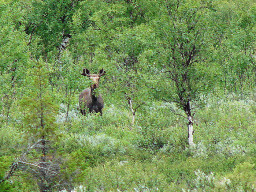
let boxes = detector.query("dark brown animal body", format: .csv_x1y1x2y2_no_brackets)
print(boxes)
79,69,105,115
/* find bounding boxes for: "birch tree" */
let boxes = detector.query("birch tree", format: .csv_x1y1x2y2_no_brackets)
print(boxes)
154,0,216,146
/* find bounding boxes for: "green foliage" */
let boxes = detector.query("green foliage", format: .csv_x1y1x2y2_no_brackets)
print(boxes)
83,155,254,191
0,125,23,156
6,59,65,191
227,162,256,191
0,1,30,123
61,149,95,185
0,156,15,192
20,59,58,140
210,0,256,92
25,0,81,56
153,0,217,108
1,0,256,191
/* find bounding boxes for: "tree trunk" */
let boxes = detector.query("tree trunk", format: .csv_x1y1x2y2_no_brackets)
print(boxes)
184,101,194,146
187,115,194,146
128,98,135,126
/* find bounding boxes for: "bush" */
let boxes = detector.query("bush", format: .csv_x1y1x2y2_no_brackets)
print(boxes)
227,162,256,191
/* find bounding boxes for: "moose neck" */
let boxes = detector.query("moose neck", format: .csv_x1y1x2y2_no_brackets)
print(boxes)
90,84,99,95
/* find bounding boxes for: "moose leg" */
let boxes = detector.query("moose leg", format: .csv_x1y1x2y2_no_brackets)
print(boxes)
80,109,86,116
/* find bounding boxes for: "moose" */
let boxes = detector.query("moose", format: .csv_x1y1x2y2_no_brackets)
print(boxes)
79,68,105,116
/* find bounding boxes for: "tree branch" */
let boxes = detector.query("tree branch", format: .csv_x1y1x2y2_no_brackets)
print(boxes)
0,139,50,184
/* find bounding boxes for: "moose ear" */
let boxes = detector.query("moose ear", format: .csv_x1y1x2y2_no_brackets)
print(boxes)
99,69,106,76
82,68,90,76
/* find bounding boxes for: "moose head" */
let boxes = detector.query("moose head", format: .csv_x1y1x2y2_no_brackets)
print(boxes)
81,68,105,89
79,68,106,116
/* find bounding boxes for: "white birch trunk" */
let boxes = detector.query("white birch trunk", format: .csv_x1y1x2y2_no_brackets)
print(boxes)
128,98,135,126
188,115,194,146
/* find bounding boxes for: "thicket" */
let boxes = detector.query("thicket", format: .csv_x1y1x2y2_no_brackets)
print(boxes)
0,0,256,191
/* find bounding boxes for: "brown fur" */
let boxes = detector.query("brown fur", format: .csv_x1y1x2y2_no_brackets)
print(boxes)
79,69,105,115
